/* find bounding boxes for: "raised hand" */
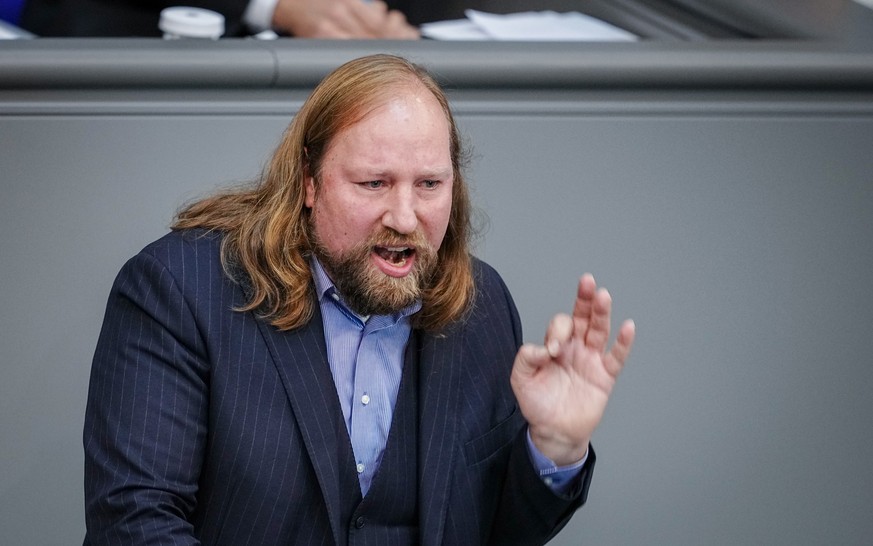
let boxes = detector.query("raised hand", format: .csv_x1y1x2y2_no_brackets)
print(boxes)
511,274,635,465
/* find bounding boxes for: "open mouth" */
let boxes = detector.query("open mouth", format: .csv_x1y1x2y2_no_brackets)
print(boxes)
374,246,415,267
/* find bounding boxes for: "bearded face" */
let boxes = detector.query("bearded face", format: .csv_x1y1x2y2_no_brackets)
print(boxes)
303,87,455,318
311,224,438,317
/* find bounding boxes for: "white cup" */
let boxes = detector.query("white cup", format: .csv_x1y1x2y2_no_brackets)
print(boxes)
159,7,225,39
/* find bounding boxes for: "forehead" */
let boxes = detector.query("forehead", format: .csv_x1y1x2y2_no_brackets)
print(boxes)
357,82,445,126
325,84,452,157
364,77,441,110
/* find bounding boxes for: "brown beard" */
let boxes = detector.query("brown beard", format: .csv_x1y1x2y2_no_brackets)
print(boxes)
311,225,438,317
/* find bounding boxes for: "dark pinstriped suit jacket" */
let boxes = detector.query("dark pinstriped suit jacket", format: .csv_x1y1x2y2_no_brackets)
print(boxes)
83,229,594,545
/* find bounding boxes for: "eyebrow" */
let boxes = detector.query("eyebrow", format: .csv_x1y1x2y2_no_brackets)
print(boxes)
419,168,453,179
357,167,453,180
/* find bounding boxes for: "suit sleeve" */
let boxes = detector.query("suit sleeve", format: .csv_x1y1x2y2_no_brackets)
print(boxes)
83,249,209,545
485,266,596,545
489,434,595,545
22,0,249,37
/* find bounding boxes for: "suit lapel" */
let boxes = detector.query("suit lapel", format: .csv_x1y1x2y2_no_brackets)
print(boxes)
418,329,464,546
256,305,350,546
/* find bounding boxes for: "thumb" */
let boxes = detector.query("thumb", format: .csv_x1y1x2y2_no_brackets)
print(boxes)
513,343,552,378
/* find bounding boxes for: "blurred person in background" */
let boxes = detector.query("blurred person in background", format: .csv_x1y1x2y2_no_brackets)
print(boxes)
20,0,421,37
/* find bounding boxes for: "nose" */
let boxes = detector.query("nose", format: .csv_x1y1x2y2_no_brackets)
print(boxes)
382,186,419,235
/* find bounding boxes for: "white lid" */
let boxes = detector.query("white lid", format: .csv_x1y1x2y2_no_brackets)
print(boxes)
159,7,225,38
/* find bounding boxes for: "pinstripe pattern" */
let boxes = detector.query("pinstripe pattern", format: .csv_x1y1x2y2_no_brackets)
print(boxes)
83,229,593,546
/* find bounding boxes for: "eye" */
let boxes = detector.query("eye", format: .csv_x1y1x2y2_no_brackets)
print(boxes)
420,179,440,189
361,180,384,189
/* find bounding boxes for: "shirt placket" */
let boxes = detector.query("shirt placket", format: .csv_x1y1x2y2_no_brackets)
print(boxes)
349,316,395,495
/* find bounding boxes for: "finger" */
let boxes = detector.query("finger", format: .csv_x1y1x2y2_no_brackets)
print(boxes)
513,343,553,378
308,0,375,37
350,0,392,33
305,13,356,38
543,313,573,359
381,11,420,39
585,288,612,353
315,23,354,38
572,273,597,337
603,319,635,377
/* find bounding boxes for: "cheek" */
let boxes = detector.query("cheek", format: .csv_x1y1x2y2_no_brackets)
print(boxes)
315,213,348,250
424,198,454,249
312,198,372,253
311,202,343,246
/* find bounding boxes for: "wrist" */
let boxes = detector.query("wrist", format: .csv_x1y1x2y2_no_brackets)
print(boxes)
528,427,589,466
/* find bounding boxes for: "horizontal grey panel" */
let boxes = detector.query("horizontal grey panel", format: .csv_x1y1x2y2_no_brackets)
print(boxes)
2,39,873,91
3,88,873,117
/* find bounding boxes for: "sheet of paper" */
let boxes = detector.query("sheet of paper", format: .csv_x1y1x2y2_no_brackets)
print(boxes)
420,18,490,41
0,20,35,39
421,10,638,41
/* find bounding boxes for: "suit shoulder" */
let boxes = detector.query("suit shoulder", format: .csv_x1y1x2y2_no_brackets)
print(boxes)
112,229,228,293
468,257,520,326
471,257,512,300
140,228,222,255
135,228,223,268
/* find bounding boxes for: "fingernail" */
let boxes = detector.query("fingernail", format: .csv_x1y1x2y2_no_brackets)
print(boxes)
547,340,560,358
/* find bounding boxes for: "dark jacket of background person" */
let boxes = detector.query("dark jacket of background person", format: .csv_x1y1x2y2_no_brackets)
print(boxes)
19,0,469,36
22,0,254,36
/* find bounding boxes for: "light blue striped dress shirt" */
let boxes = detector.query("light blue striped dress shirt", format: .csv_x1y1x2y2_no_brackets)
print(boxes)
310,258,585,497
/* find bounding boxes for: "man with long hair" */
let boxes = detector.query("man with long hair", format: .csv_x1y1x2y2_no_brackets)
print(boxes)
83,54,635,545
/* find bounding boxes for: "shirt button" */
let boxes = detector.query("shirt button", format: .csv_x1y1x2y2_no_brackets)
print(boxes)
361,394,370,405
543,476,554,486
356,463,365,474
354,516,365,529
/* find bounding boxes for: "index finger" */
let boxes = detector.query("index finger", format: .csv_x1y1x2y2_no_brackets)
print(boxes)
348,0,393,34
380,10,420,39
585,288,612,353
572,273,597,337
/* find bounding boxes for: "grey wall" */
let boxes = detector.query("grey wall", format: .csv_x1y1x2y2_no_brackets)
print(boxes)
1,41,872,545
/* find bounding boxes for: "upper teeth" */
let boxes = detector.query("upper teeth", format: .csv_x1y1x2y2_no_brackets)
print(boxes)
383,247,409,252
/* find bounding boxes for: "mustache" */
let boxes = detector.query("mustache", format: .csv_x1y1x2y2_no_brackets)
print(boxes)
368,227,432,252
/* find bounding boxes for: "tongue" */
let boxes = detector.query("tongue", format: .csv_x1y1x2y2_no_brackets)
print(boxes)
376,248,406,265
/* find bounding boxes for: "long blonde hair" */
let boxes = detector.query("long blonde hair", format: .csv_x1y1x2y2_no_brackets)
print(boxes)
173,54,474,332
